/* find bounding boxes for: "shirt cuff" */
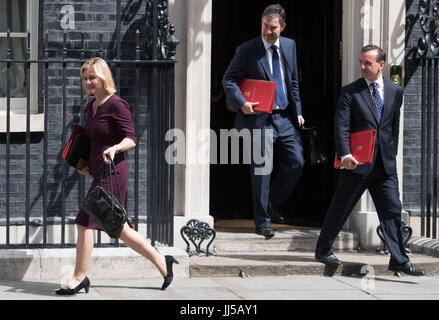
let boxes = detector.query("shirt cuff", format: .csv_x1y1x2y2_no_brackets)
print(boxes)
341,154,352,163
338,154,352,170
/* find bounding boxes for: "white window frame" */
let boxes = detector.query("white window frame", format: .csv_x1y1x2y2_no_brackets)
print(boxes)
0,0,43,132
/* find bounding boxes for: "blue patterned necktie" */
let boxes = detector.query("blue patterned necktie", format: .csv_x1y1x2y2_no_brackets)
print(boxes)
271,45,287,110
371,82,384,121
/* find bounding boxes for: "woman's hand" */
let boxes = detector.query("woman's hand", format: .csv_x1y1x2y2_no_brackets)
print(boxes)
102,139,135,164
77,166,90,175
102,145,119,164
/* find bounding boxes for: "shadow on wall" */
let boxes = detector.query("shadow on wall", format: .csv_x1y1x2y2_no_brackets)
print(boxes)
0,250,34,280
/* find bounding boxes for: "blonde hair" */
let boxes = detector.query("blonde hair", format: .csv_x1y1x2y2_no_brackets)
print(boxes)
80,57,117,95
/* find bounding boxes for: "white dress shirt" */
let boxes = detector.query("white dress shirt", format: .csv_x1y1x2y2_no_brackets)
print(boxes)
365,76,385,103
261,37,289,110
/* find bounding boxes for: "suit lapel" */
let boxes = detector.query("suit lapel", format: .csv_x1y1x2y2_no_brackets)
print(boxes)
359,78,380,125
256,38,274,81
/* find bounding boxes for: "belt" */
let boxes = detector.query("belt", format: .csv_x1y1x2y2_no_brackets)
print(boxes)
271,107,289,114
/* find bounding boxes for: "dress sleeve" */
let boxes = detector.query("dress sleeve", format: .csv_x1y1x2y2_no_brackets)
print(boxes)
112,97,137,144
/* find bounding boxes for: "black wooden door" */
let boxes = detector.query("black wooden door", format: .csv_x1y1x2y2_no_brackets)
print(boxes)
210,0,342,226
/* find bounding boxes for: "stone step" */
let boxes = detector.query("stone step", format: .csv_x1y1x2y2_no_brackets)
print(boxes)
189,251,439,278
212,229,359,253
0,247,189,281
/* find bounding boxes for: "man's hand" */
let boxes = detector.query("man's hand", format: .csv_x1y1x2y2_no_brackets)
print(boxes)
240,102,259,115
298,115,305,127
342,156,359,170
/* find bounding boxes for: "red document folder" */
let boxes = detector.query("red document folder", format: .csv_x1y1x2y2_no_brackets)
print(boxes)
238,78,276,114
334,129,377,169
62,124,90,170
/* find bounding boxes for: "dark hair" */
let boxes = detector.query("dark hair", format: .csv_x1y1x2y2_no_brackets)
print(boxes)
262,4,286,25
361,44,386,63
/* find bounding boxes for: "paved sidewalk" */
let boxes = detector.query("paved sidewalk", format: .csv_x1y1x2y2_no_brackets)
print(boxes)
0,275,438,300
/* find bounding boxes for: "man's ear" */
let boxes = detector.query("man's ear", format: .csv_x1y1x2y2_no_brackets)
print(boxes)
280,23,286,32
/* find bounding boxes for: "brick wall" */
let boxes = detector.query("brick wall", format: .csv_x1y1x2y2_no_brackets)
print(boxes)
404,0,422,215
0,0,157,225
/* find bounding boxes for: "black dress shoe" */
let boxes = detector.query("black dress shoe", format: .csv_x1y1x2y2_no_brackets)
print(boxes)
55,276,90,295
255,227,275,239
315,253,342,267
268,203,286,224
161,255,179,290
388,261,425,276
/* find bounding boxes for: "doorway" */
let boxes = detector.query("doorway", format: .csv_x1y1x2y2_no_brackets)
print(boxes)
210,0,342,227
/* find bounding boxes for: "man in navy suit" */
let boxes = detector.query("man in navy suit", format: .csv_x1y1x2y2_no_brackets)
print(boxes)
314,45,425,276
222,4,305,238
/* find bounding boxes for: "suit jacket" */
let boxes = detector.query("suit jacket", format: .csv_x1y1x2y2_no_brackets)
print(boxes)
222,36,302,130
335,77,403,176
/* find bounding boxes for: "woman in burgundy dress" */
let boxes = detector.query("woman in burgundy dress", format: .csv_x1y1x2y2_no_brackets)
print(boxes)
56,58,177,295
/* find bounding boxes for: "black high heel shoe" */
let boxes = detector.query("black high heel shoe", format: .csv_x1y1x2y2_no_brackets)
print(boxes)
161,255,179,290
55,276,90,295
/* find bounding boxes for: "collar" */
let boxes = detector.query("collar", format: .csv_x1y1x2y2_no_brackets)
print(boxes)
364,76,384,88
262,36,280,51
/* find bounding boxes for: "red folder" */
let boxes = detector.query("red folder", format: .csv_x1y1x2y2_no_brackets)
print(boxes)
62,124,90,170
334,129,377,169
238,78,276,114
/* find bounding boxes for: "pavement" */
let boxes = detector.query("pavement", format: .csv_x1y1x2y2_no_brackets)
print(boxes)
0,274,438,301
1,225,439,306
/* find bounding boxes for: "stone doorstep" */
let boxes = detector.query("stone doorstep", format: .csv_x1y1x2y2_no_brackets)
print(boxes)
212,229,359,252
188,251,439,278
0,228,357,281
409,237,439,258
0,247,189,281
189,235,439,278
1,234,438,281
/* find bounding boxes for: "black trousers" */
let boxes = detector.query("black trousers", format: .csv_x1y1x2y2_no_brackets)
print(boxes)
315,152,409,267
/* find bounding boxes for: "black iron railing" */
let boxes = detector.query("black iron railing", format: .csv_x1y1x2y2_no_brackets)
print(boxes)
417,0,439,239
0,0,178,248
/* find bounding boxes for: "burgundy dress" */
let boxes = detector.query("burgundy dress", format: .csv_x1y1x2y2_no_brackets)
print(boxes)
75,95,137,229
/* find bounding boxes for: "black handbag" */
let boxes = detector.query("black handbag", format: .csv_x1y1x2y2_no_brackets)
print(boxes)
300,126,328,166
81,156,127,238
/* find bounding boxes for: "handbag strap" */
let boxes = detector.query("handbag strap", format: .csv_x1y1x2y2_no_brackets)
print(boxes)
96,155,125,219
97,161,109,188
104,154,124,205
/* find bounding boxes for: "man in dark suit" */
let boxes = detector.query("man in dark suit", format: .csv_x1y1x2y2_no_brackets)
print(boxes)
314,45,425,276
222,4,305,239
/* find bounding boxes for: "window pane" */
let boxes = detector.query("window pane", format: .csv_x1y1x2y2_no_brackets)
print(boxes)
0,37,27,98
0,0,27,32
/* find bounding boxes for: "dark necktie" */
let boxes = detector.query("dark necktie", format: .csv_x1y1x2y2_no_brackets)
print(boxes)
271,45,287,110
371,82,384,121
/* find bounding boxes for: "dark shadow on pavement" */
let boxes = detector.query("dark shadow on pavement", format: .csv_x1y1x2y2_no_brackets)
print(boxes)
1,281,63,298
92,284,161,291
